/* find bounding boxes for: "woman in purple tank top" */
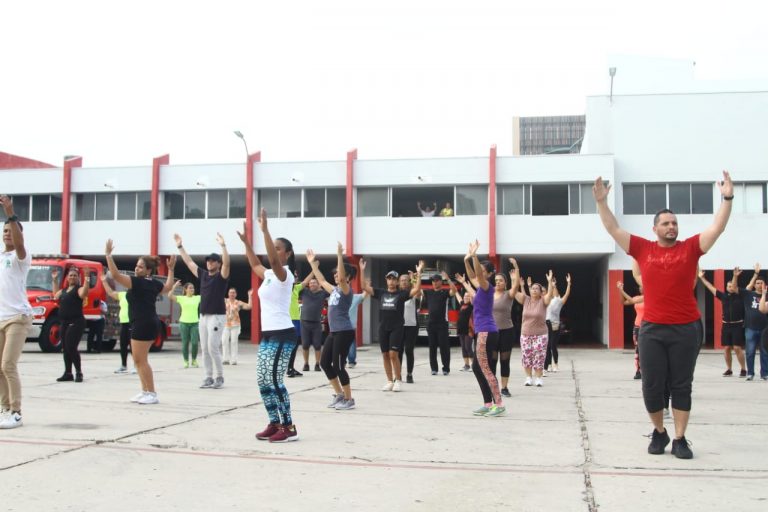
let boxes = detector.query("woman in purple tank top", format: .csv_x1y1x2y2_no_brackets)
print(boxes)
463,240,508,417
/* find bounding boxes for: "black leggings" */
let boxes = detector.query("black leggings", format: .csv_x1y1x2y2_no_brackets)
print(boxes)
428,323,451,373
545,320,560,368
639,320,701,412
498,327,514,378
320,330,355,386
119,323,131,367
399,326,418,375
472,332,499,404
61,316,85,374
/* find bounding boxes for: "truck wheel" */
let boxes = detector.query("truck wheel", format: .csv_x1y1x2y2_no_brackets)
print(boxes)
101,340,117,352
38,315,63,353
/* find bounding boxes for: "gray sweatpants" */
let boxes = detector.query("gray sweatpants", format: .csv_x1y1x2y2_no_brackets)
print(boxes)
199,314,225,379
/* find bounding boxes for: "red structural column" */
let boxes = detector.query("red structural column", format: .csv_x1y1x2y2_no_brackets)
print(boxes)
345,149,361,344
608,269,625,349
488,145,497,259
247,152,262,344
150,154,169,256
60,156,82,254
713,268,725,349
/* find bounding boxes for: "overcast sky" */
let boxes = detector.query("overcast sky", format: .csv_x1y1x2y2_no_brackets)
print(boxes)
2,0,767,167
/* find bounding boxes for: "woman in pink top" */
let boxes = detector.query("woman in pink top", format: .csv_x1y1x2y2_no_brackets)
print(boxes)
511,260,554,387
223,288,252,365
617,281,644,380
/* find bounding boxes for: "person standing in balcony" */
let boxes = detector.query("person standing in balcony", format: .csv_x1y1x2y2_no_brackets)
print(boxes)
545,273,571,373
53,267,90,383
174,233,230,390
593,171,734,459
222,288,253,365
167,281,201,369
0,197,34,429
307,243,357,410
513,264,554,388
464,240,505,417
493,260,518,397
424,272,458,376
364,262,424,392
105,241,176,405
439,202,454,217
417,201,436,217
238,210,299,442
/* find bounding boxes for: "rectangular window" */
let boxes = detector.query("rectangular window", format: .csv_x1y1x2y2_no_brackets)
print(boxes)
456,186,487,215
579,184,597,214
531,184,568,216
95,193,115,221
137,192,151,220
32,195,50,221
76,193,95,221
568,184,580,214
326,188,346,217
117,192,136,220
164,192,184,220
184,191,205,219
279,189,301,218
669,184,691,214
207,190,229,219
50,194,62,221
357,188,388,217
304,189,326,218
691,184,713,214
498,185,526,215
258,189,279,218
228,189,246,218
12,196,30,222
743,183,765,214
645,184,666,214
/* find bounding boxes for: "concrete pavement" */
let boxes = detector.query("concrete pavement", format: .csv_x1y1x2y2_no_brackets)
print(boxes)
1,342,767,511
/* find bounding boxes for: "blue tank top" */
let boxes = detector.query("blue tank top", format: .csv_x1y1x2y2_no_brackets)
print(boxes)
328,286,354,332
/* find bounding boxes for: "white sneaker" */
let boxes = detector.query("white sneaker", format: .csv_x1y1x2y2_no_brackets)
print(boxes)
381,381,394,391
553,364,559,372
130,391,147,403
130,367,138,374
114,366,128,374
0,411,23,429
535,377,543,387
392,380,402,392
137,392,159,405
524,377,533,386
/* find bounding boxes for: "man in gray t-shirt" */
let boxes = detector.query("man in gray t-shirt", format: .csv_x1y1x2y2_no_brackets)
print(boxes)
299,278,328,372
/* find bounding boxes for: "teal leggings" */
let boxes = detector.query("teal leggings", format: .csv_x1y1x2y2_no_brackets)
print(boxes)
180,322,200,361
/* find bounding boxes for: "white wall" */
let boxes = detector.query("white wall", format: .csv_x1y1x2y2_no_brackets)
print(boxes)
497,215,615,255
255,161,346,188
24,223,62,255
161,164,243,190
72,166,152,192
356,157,487,186
159,219,248,256
1,168,63,193
249,218,346,256
355,216,488,255
70,220,151,256
497,154,613,183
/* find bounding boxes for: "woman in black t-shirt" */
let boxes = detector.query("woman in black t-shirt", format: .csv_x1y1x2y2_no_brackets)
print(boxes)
52,267,90,382
105,239,176,405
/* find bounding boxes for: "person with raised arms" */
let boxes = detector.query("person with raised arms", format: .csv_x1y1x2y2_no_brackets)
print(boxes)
52,267,90,383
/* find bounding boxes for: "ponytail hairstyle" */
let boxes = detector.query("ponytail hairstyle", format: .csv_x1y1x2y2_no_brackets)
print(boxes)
480,260,496,281
275,237,296,273
333,262,357,282
140,255,161,275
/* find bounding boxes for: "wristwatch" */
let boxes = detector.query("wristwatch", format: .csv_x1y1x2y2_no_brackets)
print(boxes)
6,215,18,222
722,195,734,201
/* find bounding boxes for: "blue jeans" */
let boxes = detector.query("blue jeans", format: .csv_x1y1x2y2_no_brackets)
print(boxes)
745,328,768,378
347,338,357,364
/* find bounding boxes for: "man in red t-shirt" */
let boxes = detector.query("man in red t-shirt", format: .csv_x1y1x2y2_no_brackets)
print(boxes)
593,171,734,460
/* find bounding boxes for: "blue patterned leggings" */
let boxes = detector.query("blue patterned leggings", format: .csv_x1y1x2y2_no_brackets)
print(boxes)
257,336,297,426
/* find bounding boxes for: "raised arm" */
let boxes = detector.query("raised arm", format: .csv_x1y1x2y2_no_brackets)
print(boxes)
464,250,478,288
258,208,287,282
409,260,424,297
543,270,555,306
362,278,374,296
593,177,631,253
161,255,177,294
105,239,132,289
335,242,350,295
455,273,475,299
166,280,181,302
217,232,230,279
561,273,572,304
468,240,490,290
746,263,760,291
442,271,458,297
697,270,717,296
699,170,734,253
1,195,26,260
508,257,521,299
306,249,335,294
173,233,199,278
236,221,266,279
616,281,642,305
52,269,62,300
240,289,254,311
100,273,120,301
78,268,91,300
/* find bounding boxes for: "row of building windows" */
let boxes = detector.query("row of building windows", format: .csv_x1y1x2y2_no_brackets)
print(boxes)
258,188,346,218
622,182,768,215
164,189,246,220
0,194,63,222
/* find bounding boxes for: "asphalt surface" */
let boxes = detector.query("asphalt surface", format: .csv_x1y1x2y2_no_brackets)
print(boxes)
2,341,767,511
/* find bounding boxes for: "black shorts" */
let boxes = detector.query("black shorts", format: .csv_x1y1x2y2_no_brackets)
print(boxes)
132,317,159,342
721,323,745,347
498,327,515,352
379,324,404,352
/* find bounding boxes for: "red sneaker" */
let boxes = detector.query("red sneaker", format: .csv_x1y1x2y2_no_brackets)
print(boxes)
269,424,299,443
255,423,280,440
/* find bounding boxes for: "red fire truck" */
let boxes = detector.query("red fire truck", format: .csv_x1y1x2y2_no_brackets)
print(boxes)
416,270,461,341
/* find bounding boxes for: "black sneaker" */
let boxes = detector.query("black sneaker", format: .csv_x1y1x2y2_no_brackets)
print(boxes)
739,369,747,378
633,371,642,380
501,387,512,397
442,370,449,376
406,374,414,384
286,368,295,378
647,428,670,455
56,373,74,382
722,369,733,376
302,364,310,372
671,436,693,459
292,369,303,377
75,373,83,383
314,364,321,372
